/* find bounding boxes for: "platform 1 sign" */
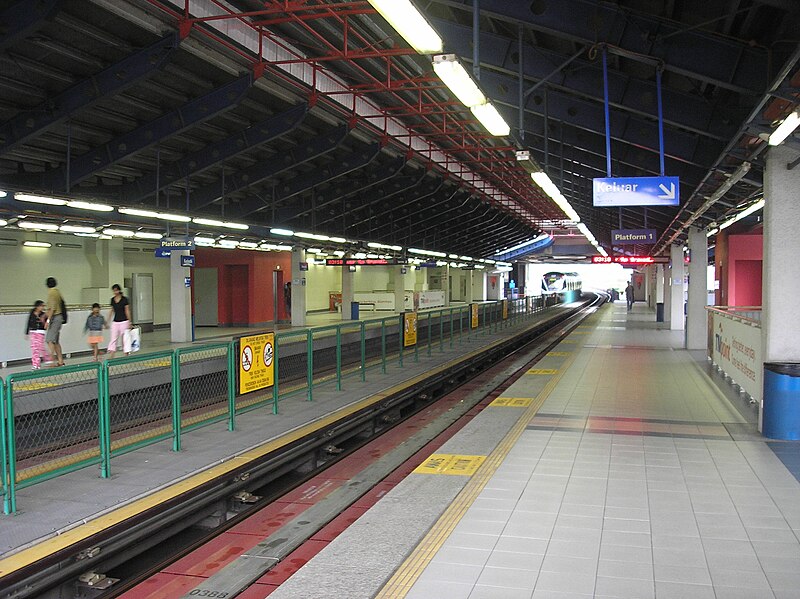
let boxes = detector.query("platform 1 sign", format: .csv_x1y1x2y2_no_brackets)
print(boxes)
239,332,274,395
611,229,657,245
593,176,679,207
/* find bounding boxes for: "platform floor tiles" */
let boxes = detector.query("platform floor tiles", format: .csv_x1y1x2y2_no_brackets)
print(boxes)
274,302,800,599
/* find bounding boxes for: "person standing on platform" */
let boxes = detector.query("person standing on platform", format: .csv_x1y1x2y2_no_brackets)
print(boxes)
106,284,132,358
84,303,107,362
44,277,66,366
625,282,635,311
26,300,50,369
284,281,292,319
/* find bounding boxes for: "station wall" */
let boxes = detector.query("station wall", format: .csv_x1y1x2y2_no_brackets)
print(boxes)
0,230,172,324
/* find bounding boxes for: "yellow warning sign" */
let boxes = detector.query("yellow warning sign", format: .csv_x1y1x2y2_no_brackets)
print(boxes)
414,453,486,476
471,303,479,329
526,368,558,375
490,397,533,407
239,332,275,395
403,312,418,347
547,351,570,357
502,300,509,320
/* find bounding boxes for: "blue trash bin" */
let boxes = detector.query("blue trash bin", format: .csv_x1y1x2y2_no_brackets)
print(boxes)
763,362,800,440
350,301,359,320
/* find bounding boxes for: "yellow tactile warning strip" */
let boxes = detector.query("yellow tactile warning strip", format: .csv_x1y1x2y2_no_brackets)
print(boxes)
489,397,533,408
546,351,571,357
413,454,486,476
526,368,559,375
375,317,594,598
0,312,562,579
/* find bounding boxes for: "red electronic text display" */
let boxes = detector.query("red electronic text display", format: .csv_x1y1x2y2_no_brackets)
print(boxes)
592,256,667,265
326,258,399,266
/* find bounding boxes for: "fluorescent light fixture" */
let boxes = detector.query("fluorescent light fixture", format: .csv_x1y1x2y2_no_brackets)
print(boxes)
295,232,330,241
55,243,82,249
270,228,294,236
706,228,719,238
218,240,239,248
475,264,485,269
119,207,159,218
15,194,67,206
306,248,322,254
239,241,259,249
194,237,216,246
408,247,447,258
120,207,190,222
74,232,101,238
67,200,113,212
329,237,347,244
432,54,486,107
354,252,367,259
769,110,800,146
0,191,5,198
19,221,59,231
718,199,765,231
260,243,292,251
23,241,52,248
366,0,443,54
103,228,135,237
597,247,609,257
333,250,345,257
470,102,510,136
531,172,580,222
193,218,249,230
459,255,473,261
0,219,7,227
222,221,248,230
133,231,164,240
60,225,96,234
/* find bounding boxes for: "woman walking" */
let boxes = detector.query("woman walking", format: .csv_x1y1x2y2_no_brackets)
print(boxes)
106,284,132,358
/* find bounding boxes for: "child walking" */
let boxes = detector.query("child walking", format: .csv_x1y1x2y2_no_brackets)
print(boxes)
26,300,50,369
84,303,106,361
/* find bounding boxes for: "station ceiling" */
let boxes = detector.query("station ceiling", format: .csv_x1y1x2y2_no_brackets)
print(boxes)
0,0,798,260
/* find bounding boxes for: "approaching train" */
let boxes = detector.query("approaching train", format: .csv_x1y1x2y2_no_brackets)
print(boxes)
542,271,582,302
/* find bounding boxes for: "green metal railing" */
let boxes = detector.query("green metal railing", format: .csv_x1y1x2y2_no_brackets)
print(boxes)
0,296,563,513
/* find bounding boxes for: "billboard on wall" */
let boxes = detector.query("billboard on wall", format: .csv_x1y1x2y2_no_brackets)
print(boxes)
710,310,762,407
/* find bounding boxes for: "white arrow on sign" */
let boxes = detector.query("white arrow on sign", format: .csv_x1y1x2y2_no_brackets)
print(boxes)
658,182,676,200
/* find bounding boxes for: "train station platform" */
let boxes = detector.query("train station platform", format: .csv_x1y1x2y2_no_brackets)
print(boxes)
270,302,800,599
0,299,566,580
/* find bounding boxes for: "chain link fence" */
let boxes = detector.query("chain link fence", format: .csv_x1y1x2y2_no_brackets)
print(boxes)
176,344,230,440
3,364,104,513
105,351,175,456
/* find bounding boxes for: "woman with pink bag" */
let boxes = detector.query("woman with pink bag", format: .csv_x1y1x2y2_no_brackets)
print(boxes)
106,284,132,358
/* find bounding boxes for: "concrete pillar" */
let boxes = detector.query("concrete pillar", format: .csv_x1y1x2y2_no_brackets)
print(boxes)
663,261,672,325
763,146,800,362
291,247,306,327
393,266,406,313
442,265,451,306
686,228,708,350
669,244,685,331
170,250,193,342
341,264,355,320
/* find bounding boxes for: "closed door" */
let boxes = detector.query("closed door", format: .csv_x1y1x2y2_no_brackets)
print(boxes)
194,267,219,326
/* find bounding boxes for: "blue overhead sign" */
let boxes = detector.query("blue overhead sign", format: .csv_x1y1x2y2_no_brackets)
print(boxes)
593,176,679,207
181,255,195,268
611,229,657,245
154,248,171,258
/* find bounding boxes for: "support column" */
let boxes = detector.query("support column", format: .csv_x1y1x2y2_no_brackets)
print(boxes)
341,264,355,320
763,146,800,362
655,264,665,321
669,244,685,331
687,227,708,350
291,247,306,327
662,262,671,325
442,265,451,306
393,266,406,313
170,250,192,342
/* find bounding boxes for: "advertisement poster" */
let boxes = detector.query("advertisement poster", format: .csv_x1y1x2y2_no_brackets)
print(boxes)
403,312,418,347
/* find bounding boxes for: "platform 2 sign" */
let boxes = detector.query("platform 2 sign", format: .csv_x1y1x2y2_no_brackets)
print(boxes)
402,312,418,347
238,333,274,395
593,176,679,207
470,304,479,329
